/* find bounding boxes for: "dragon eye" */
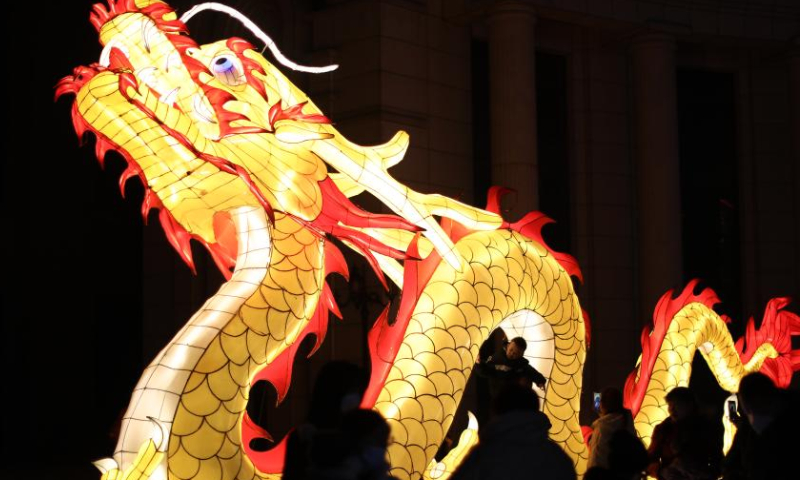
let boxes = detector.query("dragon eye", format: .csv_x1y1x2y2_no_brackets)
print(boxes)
213,56,234,73
210,54,244,86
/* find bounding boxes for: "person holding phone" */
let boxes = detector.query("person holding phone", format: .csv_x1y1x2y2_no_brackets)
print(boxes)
722,373,800,480
587,387,637,470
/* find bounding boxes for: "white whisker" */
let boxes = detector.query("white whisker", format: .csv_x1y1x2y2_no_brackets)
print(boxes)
179,2,338,74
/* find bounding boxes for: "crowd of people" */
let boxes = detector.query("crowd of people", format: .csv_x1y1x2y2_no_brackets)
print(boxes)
278,333,798,480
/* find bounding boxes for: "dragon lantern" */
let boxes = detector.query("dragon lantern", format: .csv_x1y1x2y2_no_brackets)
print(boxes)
57,2,799,480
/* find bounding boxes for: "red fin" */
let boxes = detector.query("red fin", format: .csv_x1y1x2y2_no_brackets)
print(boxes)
439,216,471,244
735,297,800,388
247,237,347,411
582,425,594,448
158,208,196,274
227,38,269,102
90,1,187,34
242,412,273,442
242,414,288,474
118,164,139,197
308,178,423,289
485,186,512,215
269,101,331,129
509,211,583,283
360,306,394,409
317,178,421,232
95,136,115,169
211,211,238,273
71,103,89,145
623,280,719,416
361,235,442,408
324,241,349,281
206,243,233,281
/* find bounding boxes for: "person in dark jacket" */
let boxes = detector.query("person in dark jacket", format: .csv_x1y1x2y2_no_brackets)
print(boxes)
475,336,546,391
646,387,722,480
722,372,800,480
450,383,576,480
588,387,638,470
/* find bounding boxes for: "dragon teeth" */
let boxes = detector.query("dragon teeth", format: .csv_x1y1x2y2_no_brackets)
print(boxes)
136,66,157,86
164,51,180,73
193,95,217,124
141,19,158,53
159,87,180,106
99,39,128,68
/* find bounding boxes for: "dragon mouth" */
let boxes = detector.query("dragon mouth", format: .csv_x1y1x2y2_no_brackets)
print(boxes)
54,1,344,282
96,14,219,134
100,43,183,114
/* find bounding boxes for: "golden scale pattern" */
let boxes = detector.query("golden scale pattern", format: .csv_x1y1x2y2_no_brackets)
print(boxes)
375,230,587,479
631,303,780,446
166,213,324,480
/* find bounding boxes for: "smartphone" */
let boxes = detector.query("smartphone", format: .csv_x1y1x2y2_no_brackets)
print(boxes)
593,392,601,412
727,399,737,418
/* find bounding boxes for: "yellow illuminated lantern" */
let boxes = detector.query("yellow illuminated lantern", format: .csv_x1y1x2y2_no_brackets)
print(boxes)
623,282,800,450
58,1,592,479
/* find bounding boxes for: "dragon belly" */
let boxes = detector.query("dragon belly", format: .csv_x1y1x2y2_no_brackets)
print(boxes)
113,208,325,480
115,206,272,476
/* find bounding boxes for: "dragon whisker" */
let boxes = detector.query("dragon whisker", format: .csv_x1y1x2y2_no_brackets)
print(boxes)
179,2,338,74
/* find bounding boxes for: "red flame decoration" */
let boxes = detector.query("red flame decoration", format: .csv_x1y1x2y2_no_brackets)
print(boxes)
735,297,800,388
623,280,719,417
623,281,800,418
361,187,589,409
485,186,583,283
90,1,187,35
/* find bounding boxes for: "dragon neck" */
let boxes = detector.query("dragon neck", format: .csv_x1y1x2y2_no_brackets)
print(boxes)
164,210,325,480
633,303,747,445
113,205,272,470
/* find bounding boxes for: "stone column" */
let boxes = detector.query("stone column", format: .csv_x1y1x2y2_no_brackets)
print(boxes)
488,1,538,220
631,33,683,321
790,48,800,297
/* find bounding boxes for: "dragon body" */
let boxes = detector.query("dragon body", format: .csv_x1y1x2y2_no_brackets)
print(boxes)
623,282,800,448
58,2,799,480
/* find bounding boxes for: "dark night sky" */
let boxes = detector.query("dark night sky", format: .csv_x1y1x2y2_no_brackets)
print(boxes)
3,2,188,475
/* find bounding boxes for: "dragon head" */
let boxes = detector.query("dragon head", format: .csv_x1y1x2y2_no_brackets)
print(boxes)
56,0,341,274
57,0,504,280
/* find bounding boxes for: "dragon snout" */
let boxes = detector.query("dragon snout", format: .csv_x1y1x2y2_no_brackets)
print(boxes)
54,65,101,101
